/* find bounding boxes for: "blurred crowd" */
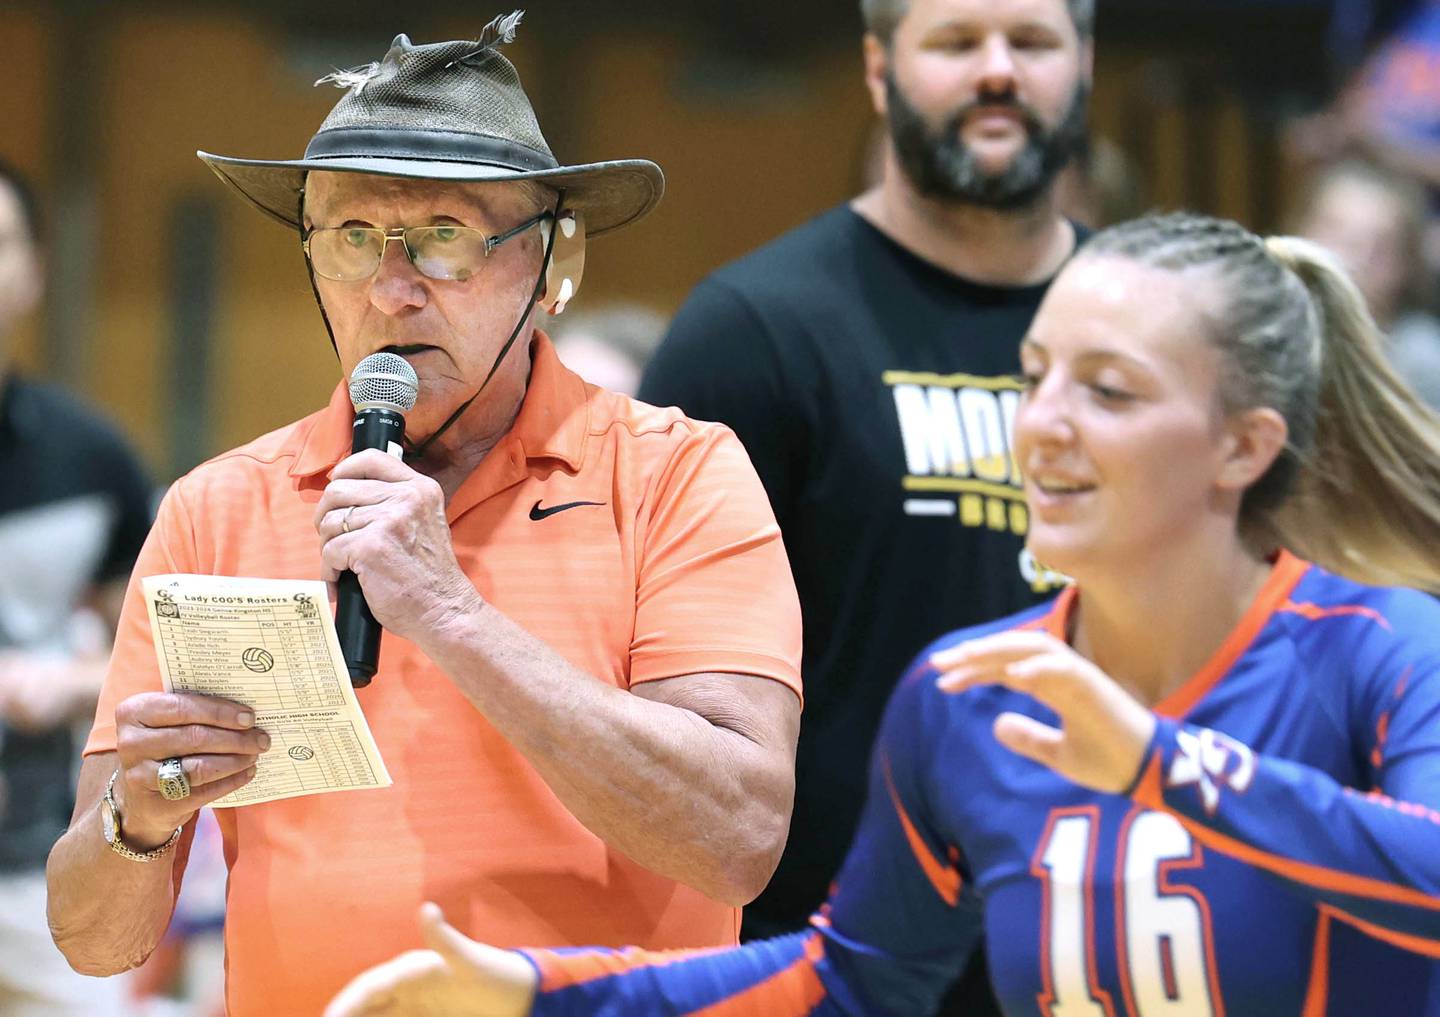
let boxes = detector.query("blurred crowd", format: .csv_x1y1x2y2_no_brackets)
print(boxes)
2,0,1438,1012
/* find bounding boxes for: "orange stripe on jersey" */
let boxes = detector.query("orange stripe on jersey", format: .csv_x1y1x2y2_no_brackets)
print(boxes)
1372,715,1391,770
1320,905,1440,959
690,933,828,1017
1278,600,1392,631
882,751,962,906
1372,666,1413,771
1133,753,1440,913
1037,587,1077,640
1032,555,1310,719
1299,909,1331,1017
532,945,731,993
1156,552,1310,718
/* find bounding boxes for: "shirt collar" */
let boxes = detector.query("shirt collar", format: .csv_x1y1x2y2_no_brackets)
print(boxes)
286,331,589,480
287,380,354,479
507,331,590,471
1038,549,1309,643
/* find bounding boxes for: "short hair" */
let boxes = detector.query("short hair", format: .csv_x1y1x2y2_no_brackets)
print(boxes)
0,158,42,246
861,0,1095,44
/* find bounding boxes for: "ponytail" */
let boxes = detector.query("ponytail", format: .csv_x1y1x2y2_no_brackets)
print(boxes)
1264,237,1440,592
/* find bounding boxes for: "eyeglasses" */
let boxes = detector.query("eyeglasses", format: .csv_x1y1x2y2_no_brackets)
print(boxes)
302,210,551,282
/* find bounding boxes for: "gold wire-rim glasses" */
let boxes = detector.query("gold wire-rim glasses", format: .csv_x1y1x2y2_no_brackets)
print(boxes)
301,210,552,282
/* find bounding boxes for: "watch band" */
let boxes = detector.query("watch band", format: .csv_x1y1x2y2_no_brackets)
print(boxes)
102,769,182,863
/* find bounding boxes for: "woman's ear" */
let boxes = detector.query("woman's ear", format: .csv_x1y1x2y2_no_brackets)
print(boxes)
1217,406,1289,492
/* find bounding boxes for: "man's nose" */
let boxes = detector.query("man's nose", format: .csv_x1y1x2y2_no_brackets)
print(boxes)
974,35,1019,94
368,238,426,314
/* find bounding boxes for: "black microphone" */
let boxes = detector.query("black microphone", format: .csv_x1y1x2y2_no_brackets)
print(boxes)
336,352,420,687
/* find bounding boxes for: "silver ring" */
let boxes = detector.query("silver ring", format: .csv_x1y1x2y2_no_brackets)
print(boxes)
341,505,357,534
156,758,191,801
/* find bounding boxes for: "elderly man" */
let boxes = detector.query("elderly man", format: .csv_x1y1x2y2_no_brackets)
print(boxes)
45,15,802,1017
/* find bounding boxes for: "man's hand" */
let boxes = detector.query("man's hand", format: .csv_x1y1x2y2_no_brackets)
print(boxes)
325,903,538,1017
930,630,1156,794
0,651,104,734
112,691,266,848
313,449,483,644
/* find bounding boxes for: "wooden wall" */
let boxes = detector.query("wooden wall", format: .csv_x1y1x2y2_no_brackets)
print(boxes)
0,3,1319,478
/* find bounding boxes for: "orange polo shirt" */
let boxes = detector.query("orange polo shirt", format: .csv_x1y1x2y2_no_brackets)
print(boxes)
85,334,802,1017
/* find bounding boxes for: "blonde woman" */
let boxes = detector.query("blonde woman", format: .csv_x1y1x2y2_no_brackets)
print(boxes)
329,212,1440,1016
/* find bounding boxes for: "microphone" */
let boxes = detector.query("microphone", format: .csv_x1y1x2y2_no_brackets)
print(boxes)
336,352,420,687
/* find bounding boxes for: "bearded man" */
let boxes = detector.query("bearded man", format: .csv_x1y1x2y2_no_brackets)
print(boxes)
636,1,1094,1011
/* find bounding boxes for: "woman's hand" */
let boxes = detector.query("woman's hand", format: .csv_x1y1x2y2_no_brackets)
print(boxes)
325,903,538,1017
931,630,1156,793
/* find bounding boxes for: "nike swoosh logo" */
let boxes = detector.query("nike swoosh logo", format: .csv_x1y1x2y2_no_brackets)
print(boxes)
529,499,607,521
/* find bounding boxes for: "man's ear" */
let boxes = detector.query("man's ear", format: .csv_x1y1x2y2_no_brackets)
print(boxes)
539,211,585,316
1216,406,1289,493
19,254,42,317
17,242,42,306
862,34,890,119
0,243,44,327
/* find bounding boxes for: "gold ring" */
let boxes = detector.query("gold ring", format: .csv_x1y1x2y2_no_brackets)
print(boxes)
157,757,191,801
342,506,356,534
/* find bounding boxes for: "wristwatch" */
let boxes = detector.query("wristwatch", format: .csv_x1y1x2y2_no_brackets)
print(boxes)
100,769,182,862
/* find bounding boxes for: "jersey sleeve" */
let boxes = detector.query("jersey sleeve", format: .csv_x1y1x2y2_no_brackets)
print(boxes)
83,477,201,755
521,667,984,1016
811,666,986,1014
628,421,802,696
1131,668,1440,957
637,278,807,523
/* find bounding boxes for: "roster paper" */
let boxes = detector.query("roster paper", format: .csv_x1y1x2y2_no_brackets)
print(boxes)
141,574,392,806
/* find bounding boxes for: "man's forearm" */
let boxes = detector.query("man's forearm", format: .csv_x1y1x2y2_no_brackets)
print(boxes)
46,754,185,976
421,599,797,906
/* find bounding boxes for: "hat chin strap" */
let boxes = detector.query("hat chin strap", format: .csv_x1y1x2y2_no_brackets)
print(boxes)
297,187,564,463
300,187,344,362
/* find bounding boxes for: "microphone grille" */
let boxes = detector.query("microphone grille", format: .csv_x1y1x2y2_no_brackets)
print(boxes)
349,352,419,412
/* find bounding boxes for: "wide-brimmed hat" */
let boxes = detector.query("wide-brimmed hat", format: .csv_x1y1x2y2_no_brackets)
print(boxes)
196,12,664,237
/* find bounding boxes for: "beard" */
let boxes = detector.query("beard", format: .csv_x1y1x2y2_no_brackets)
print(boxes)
885,71,1089,211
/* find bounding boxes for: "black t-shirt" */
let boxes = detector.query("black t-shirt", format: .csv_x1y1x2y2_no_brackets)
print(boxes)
640,205,1081,932
0,374,153,871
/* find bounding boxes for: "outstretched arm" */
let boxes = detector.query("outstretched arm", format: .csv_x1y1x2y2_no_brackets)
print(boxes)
325,904,539,1017
327,671,985,1017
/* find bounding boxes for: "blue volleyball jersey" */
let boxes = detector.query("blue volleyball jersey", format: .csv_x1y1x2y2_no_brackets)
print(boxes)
525,552,1440,1015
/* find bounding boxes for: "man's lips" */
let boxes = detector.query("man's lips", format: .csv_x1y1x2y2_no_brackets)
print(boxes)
381,343,440,356
965,109,1025,131
968,105,1023,120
